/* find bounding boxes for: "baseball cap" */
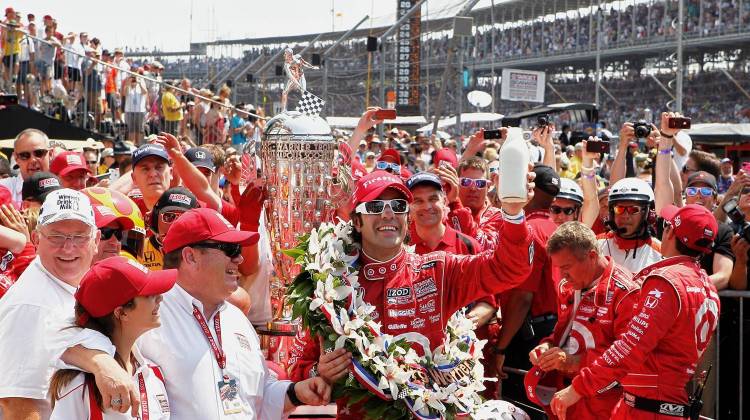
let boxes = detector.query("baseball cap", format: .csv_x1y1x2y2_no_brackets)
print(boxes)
378,149,401,165
358,140,367,147
132,144,170,167
22,171,61,202
90,202,136,230
532,164,561,196
50,151,92,177
38,188,96,228
101,148,114,158
433,147,458,169
4,7,14,16
660,204,718,254
371,137,382,144
352,170,412,207
524,366,563,407
686,171,718,191
151,187,200,233
389,128,400,135
406,172,443,191
721,158,732,164
75,256,177,320
113,141,132,156
184,147,216,173
162,208,259,254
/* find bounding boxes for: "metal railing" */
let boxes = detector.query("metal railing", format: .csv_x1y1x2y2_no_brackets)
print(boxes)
715,289,748,420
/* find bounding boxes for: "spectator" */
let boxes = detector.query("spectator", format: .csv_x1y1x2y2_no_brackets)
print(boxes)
83,149,99,175
230,106,246,146
50,151,93,191
718,157,735,194
161,82,183,136
21,171,60,209
1,129,50,207
123,75,148,144
17,22,35,108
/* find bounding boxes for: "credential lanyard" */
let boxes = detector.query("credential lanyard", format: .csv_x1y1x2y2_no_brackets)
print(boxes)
138,372,149,420
193,306,226,369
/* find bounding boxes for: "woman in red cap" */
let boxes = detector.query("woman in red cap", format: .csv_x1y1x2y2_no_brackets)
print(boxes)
49,256,177,419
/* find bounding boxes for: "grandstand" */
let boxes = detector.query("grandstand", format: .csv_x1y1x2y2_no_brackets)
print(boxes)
133,0,750,129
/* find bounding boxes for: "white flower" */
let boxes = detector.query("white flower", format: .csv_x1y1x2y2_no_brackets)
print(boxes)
412,387,447,414
307,228,321,255
334,308,366,350
309,275,352,328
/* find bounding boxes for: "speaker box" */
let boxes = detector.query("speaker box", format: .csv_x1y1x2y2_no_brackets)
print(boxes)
275,65,283,76
311,54,321,66
246,74,254,83
453,16,473,37
367,36,378,52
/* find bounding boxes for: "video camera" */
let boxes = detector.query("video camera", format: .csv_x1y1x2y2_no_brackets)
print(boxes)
723,197,750,243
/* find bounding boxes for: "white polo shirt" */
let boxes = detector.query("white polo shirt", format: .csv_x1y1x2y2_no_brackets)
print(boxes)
0,257,76,403
50,346,170,420
71,284,290,420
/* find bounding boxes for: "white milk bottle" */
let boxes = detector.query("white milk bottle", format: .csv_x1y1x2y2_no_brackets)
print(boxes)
498,127,530,203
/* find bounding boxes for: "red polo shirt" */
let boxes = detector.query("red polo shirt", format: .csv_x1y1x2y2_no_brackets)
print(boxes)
410,223,481,256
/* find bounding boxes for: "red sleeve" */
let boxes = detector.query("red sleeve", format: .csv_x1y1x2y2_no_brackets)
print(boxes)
219,200,240,227
572,277,678,397
442,217,533,318
11,242,36,277
447,202,503,252
287,327,321,382
230,184,242,207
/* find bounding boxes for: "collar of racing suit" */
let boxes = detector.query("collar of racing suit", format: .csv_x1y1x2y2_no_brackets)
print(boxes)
360,248,407,281
632,255,700,279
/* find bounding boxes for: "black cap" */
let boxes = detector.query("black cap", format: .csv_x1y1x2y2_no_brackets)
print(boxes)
406,172,443,191
150,187,200,234
184,147,215,173
687,171,718,191
532,164,561,196
113,141,132,156
22,171,61,203
132,144,170,167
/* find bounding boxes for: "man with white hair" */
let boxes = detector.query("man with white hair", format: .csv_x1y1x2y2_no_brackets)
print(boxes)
1,128,51,207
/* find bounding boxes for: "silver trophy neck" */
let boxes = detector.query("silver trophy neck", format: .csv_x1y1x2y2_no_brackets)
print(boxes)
264,110,333,142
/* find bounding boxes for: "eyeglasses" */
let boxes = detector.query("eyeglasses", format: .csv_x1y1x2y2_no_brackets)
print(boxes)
160,210,185,224
99,227,123,241
612,204,643,215
550,205,578,215
355,199,409,215
87,160,98,165
459,178,489,189
40,231,93,247
685,187,714,197
376,161,401,175
190,242,243,258
16,149,49,161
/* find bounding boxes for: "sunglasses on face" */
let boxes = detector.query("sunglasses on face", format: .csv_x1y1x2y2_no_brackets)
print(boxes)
16,149,49,161
355,199,409,215
612,204,643,215
376,161,401,175
160,210,185,224
191,242,243,258
685,187,714,197
99,227,123,241
460,178,489,189
550,205,578,215
87,160,98,165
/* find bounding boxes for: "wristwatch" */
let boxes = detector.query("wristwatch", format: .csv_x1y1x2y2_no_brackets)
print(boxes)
286,382,303,407
493,347,506,356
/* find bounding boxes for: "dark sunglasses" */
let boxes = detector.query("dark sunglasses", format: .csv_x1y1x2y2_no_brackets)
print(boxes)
160,210,185,224
99,227,123,241
355,199,409,215
550,205,578,215
16,149,49,161
376,161,401,175
685,187,714,197
190,242,243,258
87,160,98,165
612,204,643,215
460,178,489,188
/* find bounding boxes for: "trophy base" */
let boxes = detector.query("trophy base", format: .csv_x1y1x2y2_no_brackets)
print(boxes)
257,319,298,366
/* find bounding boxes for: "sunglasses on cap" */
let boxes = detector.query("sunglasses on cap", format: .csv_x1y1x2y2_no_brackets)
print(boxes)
612,204,644,215
190,242,243,258
355,199,409,215
16,149,49,161
459,178,489,189
160,210,185,224
685,187,714,197
550,205,578,215
376,161,401,175
99,227,123,241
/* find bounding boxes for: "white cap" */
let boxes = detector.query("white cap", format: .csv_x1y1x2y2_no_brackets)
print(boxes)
38,189,96,228
390,128,400,135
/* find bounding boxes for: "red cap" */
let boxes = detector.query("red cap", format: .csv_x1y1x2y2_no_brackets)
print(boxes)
4,7,14,16
0,186,11,207
351,170,412,207
75,256,176,320
660,204,718,254
50,151,92,177
43,15,53,21
378,149,401,166
162,208,259,254
433,147,458,168
524,366,564,407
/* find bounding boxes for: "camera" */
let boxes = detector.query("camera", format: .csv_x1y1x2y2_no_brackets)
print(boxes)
723,197,750,243
632,121,651,139
537,114,550,127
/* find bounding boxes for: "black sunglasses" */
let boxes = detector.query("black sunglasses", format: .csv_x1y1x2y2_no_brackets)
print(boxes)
16,149,49,161
191,242,242,258
550,205,578,215
100,227,123,241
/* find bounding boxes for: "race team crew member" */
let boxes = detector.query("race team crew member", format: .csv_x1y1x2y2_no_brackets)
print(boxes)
288,170,535,419
83,188,138,263
529,222,639,418
550,178,584,226
0,185,35,299
49,150,93,191
404,172,500,397
551,204,721,419
60,208,331,419
598,177,662,274
140,187,200,270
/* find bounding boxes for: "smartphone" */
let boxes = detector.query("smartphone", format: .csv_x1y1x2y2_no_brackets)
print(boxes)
373,109,397,120
0,95,18,106
668,117,692,129
483,129,502,140
586,140,609,154
94,173,110,180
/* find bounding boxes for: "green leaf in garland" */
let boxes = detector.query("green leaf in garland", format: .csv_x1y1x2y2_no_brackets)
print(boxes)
281,248,305,259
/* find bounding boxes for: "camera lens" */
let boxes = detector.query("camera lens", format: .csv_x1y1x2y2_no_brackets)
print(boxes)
634,125,650,138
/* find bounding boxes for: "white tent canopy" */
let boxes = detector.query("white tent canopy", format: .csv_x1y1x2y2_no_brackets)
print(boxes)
326,115,427,129
417,112,504,132
685,123,750,137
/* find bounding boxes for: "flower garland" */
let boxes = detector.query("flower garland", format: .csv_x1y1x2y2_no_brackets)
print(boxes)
285,221,500,420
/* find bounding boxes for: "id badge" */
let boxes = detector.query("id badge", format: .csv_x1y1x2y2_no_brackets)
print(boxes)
217,375,242,415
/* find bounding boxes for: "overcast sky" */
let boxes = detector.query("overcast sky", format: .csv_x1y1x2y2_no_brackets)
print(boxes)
19,0,501,51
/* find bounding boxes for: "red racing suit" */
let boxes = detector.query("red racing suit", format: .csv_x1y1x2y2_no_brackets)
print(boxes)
448,201,504,252
540,257,639,419
0,243,36,299
288,215,533,419
571,256,720,419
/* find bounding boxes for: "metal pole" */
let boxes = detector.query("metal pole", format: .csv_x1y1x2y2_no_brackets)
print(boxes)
595,3,602,107
490,0,496,113
322,15,369,112
546,82,568,102
456,37,464,131
720,68,750,100
649,73,676,100
676,0,684,112
379,0,427,138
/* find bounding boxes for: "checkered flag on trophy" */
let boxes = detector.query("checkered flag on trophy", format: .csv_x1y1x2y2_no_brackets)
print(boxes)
296,90,326,117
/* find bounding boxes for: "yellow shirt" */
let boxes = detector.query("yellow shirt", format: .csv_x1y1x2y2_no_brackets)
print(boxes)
161,91,183,122
139,236,164,271
2,27,22,56
568,155,582,177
